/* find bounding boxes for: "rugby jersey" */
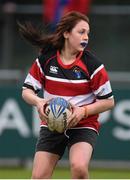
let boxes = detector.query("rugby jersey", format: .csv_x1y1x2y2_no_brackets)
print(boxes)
23,48,113,132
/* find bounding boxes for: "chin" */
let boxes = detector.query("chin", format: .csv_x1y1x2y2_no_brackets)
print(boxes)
79,47,85,51
74,47,84,53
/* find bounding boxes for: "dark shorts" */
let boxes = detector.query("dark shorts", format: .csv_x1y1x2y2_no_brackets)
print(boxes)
36,127,98,158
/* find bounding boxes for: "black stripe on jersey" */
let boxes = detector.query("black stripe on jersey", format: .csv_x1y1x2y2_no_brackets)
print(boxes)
23,83,40,94
96,92,113,99
82,50,102,77
38,52,89,80
38,45,57,72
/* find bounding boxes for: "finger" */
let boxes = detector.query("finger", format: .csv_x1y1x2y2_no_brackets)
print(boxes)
70,104,76,112
67,114,75,126
40,113,48,121
67,117,77,128
67,120,77,128
39,115,48,123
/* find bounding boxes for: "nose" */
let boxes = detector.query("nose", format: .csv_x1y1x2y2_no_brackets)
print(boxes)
83,33,88,41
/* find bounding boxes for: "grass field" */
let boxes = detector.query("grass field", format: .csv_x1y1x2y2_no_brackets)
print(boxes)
0,167,130,179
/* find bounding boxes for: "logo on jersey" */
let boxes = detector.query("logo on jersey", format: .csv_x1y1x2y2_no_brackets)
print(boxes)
73,67,82,79
49,66,58,74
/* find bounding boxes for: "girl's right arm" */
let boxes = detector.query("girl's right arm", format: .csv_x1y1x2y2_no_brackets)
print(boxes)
22,88,48,121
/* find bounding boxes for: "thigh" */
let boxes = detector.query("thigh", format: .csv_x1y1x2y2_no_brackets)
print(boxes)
68,128,98,166
32,151,59,178
69,142,93,167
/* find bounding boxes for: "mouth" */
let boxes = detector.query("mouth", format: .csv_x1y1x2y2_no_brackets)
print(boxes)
80,41,88,48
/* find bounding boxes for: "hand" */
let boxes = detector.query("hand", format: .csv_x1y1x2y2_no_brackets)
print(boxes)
36,98,49,122
67,106,86,128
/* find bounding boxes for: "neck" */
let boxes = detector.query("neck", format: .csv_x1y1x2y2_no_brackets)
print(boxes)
60,48,79,65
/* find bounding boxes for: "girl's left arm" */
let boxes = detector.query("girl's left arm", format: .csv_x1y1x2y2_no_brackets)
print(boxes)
67,98,114,128
84,98,115,117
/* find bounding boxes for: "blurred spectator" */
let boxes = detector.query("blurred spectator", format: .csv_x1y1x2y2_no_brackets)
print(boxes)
1,0,16,14
43,0,92,31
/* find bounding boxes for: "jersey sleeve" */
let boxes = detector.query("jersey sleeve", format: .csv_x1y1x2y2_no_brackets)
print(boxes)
23,58,45,93
90,64,113,99
84,50,113,100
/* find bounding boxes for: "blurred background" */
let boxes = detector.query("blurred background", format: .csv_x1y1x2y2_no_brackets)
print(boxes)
0,0,130,178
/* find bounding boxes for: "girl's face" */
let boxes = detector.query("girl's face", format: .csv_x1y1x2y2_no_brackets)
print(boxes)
64,20,90,52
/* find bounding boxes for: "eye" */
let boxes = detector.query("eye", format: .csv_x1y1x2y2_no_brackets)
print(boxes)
79,30,85,34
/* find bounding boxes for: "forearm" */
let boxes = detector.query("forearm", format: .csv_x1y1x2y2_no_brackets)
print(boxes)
22,89,44,106
22,88,48,121
84,98,115,117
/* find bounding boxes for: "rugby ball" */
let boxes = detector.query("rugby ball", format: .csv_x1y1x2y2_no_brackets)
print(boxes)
45,97,72,133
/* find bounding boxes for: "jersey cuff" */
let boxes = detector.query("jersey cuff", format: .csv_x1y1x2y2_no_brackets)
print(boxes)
23,83,40,94
96,92,113,99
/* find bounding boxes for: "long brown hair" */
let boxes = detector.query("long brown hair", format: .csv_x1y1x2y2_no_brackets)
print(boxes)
18,11,89,51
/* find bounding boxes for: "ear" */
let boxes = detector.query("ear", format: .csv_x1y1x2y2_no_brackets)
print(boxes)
63,31,69,39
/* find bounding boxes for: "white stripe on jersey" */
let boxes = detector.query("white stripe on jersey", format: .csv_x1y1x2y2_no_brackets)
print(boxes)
90,64,104,79
45,75,89,83
36,58,44,76
43,90,95,106
94,81,112,97
24,73,42,91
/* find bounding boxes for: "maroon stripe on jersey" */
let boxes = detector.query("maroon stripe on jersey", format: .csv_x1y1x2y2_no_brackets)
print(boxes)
29,61,45,85
40,114,100,132
77,114,100,131
90,67,109,91
45,79,91,96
